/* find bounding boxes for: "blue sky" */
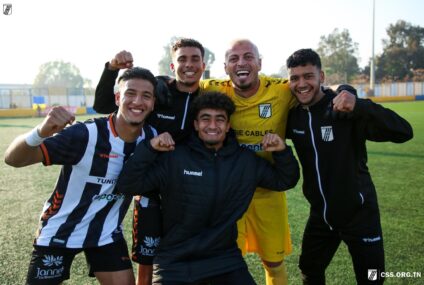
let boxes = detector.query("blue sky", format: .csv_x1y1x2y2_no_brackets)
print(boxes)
1,0,423,85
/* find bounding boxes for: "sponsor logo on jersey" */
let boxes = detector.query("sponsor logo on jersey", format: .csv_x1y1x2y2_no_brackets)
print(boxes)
183,169,203,176
95,177,117,185
320,126,334,142
157,113,176,120
92,193,125,202
35,255,65,279
258,103,272,118
234,129,273,137
240,143,263,152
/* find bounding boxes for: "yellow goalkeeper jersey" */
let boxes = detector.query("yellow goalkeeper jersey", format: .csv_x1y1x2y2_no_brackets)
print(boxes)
201,75,296,162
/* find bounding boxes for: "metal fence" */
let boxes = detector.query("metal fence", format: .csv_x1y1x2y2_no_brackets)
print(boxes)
0,87,95,109
1,82,424,109
354,82,424,98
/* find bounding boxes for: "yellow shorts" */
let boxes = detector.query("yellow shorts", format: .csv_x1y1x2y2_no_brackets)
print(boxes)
237,188,292,262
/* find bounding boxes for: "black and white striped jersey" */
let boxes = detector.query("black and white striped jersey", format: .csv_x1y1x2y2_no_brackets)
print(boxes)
36,114,157,248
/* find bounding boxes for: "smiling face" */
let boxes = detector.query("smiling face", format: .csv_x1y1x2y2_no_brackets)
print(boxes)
115,78,155,126
194,108,231,151
224,40,261,97
170,46,205,92
288,63,325,107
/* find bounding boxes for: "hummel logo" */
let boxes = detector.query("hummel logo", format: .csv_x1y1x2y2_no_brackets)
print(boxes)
99,153,119,158
363,236,381,243
157,113,176,120
183,169,203,176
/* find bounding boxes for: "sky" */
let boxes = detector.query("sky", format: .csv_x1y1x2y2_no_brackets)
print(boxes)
0,0,423,86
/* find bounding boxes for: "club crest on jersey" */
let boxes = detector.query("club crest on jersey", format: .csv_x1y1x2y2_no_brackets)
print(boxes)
258,103,272,118
321,126,334,142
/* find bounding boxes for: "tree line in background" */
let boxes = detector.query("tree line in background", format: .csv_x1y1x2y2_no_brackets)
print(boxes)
318,20,424,85
33,20,424,89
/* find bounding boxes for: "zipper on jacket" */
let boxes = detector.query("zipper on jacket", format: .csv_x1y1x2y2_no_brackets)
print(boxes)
180,93,191,129
307,109,333,230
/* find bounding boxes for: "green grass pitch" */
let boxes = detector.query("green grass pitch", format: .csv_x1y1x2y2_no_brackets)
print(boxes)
0,101,423,284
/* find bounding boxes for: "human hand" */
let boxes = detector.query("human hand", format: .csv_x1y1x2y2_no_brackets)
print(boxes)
261,133,286,152
109,50,134,71
332,89,356,113
150,132,175,152
38,106,75,138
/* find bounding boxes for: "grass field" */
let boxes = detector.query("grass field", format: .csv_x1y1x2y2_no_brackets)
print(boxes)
0,101,423,285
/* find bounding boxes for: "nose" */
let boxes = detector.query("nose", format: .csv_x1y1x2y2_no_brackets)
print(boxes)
297,77,307,87
132,94,144,105
208,119,218,128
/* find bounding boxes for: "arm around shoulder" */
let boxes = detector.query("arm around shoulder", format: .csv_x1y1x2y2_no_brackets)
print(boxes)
353,99,413,143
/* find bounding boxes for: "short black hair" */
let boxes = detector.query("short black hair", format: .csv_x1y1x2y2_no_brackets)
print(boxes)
171,38,205,59
191,92,235,120
117,67,157,91
286,48,322,69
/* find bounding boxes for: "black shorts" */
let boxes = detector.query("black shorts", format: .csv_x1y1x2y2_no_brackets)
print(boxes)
132,195,162,265
26,238,133,285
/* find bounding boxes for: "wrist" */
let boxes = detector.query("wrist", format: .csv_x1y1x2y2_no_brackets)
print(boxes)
107,62,118,71
25,127,46,146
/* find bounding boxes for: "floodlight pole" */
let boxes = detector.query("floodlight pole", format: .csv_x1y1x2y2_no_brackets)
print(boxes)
370,0,376,95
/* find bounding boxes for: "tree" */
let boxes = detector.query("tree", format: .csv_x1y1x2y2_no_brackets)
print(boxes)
158,37,215,76
317,28,360,85
374,20,424,81
33,61,84,88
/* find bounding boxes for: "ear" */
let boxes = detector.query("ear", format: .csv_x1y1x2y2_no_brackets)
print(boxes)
258,58,262,71
225,121,231,133
319,70,325,84
170,63,175,73
115,92,120,107
224,62,229,75
194,119,199,131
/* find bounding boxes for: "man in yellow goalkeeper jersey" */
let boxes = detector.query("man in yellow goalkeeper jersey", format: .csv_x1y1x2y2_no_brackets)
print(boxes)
201,39,297,285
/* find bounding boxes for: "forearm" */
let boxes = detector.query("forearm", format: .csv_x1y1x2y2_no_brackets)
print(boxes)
93,62,119,114
117,141,160,195
4,133,44,167
258,146,300,191
272,146,300,190
354,99,413,142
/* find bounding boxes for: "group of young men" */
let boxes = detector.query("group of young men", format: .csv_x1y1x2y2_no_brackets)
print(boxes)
4,38,413,285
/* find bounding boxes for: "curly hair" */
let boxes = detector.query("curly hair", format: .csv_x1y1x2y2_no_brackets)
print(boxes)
190,92,235,120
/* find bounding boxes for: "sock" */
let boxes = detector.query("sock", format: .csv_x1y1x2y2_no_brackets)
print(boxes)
264,261,288,285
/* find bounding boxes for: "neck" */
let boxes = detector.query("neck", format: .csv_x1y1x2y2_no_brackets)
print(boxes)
233,79,260,98
176,81,199,93
114,115,143,143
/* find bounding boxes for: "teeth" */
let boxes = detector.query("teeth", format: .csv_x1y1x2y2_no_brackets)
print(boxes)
237,71,249,76
185,72,195,76
131,109,143,113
